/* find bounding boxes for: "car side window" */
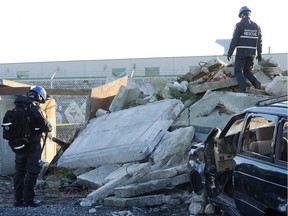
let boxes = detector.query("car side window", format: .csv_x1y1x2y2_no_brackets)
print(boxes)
241,115,276,158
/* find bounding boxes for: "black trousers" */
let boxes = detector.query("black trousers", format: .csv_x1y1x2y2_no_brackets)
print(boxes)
14,141,41,203
234,55,258,92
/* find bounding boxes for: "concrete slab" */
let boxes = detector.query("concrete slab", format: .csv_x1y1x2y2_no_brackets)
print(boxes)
188,78,238,94
104,194,180,207
103,163,150,184
114,173,189,198
77,164,120,189
150,126,195,170
86,162,150,202
254,71,273,84
145,164,187,180
172,91,270,130
57,99,183,168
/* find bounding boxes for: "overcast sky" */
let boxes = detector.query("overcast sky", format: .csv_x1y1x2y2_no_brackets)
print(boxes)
0,0,287,64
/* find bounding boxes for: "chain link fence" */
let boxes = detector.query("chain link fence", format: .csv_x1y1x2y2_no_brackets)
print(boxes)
20,79,106,142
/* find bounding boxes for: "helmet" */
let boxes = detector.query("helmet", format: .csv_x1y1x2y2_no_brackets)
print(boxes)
238,6,251,17
30,85,47,102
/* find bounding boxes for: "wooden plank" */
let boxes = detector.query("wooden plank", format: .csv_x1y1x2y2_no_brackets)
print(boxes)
89,76,128,117
0,79,30,87
40,99,57,163
0,87,31,95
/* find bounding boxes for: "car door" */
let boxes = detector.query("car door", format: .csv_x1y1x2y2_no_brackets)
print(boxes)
233,113,287,216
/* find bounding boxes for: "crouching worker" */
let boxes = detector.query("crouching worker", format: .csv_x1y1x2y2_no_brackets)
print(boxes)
13,86,52,207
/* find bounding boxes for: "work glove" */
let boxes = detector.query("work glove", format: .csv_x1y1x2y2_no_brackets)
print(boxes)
256,54,262,62
227,55,231,61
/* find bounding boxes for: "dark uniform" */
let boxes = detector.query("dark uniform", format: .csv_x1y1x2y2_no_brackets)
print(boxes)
228,15,262,92
13,95,52,207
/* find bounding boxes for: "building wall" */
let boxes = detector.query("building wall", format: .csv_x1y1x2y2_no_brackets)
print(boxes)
0,54,287,80
0,96,15,174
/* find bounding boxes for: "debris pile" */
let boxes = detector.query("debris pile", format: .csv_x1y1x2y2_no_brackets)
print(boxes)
39,57,287,215
258,57,283,78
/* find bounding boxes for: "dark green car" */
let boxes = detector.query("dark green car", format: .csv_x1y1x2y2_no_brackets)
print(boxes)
188,96,287,216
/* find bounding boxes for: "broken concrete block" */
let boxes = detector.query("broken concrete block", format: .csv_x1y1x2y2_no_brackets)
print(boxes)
135,98,149,106
95,109,109,118
104,194,180,207
188,191,207,215
104,163,150,183
188,78,238,94
114,179,170,198
204,203,216,214
57,99,183,169
159,83,174,99
127,79,154,97
265,76,288,96
114,174,189,198
80,198,95,207
177,66,202,83
77,165,120,189
139,165,187,182
173,91,270,129
86,163,150,202
254,71,273,84
109,85,142,112
150,127,195,170
189,202,205,215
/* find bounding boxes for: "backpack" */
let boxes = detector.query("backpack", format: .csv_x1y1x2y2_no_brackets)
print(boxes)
2,102,32,153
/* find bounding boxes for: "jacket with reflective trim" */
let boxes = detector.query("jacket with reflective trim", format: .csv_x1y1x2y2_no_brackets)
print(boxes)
228,17,262,57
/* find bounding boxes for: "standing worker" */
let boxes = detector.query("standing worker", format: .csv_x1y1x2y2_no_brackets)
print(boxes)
227,6,262,93
13,86,52,207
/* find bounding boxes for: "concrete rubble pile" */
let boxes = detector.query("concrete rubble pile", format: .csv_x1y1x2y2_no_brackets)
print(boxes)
53,57,287,215
174,57,287,95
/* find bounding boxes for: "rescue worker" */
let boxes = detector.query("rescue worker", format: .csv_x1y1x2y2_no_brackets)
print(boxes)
13,86,52,207
227,6,262,93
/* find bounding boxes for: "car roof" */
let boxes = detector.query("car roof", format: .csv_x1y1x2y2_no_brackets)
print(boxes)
244,95,288,117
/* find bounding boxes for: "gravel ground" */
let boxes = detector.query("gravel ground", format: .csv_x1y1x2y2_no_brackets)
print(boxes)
0,175,193,216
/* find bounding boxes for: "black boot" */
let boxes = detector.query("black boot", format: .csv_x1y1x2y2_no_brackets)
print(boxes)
13,200,24,207
253,80,261,89
23,200,40,207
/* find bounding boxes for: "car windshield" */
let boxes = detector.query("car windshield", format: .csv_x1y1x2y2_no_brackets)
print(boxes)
226,118,244,136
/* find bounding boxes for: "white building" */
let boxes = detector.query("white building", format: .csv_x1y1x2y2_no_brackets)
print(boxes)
0,53,287,81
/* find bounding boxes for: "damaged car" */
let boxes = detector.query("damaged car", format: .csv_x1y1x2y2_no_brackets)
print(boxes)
188,96,288,216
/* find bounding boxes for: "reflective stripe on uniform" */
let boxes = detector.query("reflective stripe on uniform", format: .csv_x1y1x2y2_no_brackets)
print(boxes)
14,144,25,149
240,36,258,39
237,46,257,49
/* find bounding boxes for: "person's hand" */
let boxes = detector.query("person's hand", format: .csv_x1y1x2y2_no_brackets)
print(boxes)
256,54,262,62
227,55,231,61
